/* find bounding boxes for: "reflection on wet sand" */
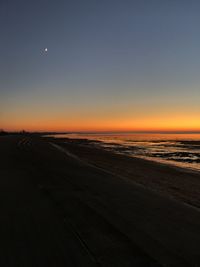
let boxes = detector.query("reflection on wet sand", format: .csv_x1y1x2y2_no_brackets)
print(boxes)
50,133,200,172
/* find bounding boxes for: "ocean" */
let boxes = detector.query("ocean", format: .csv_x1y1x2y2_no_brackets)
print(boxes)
52,133,200,172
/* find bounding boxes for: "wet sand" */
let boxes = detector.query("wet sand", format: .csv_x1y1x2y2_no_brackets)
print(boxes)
53,137,200,208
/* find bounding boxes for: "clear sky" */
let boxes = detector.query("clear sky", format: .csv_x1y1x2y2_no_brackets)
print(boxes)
1,0,200,132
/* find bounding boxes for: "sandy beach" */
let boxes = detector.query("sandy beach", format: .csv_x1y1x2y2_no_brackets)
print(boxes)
1,134,200,266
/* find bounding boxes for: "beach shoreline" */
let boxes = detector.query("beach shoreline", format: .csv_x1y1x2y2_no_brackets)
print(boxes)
46,136,200,208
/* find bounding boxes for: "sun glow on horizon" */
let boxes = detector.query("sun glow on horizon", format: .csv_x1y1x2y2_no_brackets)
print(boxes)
2,113,200,133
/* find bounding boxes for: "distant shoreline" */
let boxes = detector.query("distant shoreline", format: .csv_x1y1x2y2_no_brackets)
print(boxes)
46,136,200,209
48,133,200,173
2,130,200,135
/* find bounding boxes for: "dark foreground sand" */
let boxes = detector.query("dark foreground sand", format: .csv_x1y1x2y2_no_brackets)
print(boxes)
0,134,200,266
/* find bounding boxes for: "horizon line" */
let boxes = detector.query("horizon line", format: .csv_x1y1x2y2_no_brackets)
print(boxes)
2,130,200,134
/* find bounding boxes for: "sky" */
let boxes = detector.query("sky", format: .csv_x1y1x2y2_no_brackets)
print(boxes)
0,0,200,132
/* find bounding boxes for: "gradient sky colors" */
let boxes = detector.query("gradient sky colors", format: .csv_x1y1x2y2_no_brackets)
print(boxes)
1,0,200,132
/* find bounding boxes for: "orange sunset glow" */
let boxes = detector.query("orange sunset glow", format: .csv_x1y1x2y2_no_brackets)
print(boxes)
2,112,200,132
1,0,200,134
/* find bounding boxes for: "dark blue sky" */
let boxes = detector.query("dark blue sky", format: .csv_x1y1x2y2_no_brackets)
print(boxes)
1,0,200,131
